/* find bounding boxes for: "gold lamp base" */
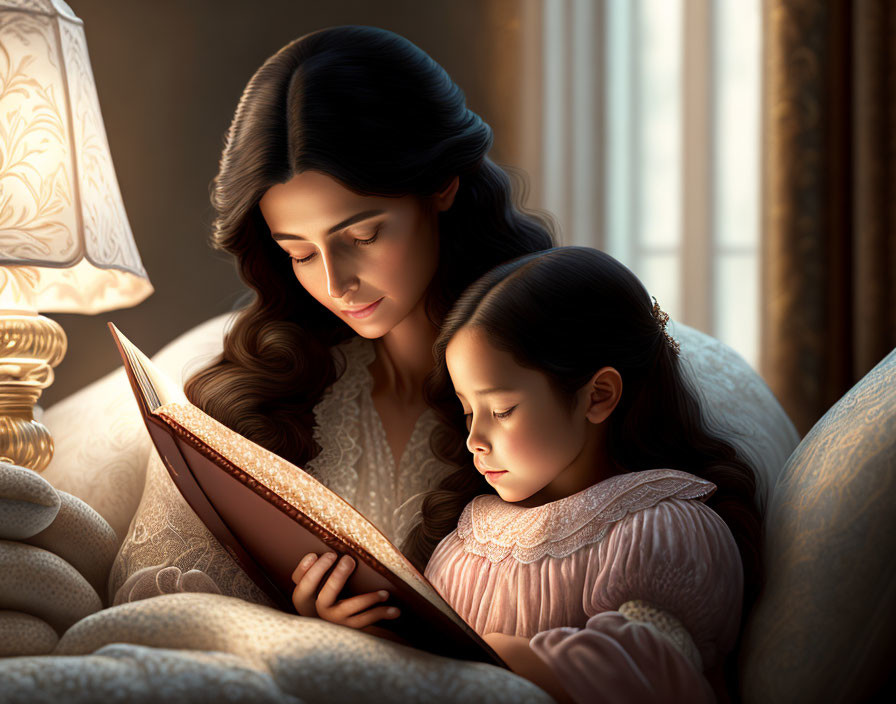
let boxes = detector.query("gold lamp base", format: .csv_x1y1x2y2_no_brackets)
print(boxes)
0,313,66,472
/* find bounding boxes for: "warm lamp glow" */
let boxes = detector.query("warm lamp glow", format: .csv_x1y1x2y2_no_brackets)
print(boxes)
0,0,153,470
0,0,153,313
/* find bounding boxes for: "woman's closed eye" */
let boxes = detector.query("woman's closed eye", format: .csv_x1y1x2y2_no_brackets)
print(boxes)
289,227,381,265
352,226,380,246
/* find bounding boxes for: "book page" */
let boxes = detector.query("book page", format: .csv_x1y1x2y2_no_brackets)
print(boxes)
110,323,187,409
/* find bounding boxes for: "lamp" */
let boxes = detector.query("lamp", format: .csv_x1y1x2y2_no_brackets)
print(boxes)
0,0,153,471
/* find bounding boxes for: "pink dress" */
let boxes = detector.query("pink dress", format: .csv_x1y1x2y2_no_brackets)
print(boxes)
423,469,743,703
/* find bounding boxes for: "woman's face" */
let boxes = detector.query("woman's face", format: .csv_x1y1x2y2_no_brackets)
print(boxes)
445,326,597,506
259,170,447,338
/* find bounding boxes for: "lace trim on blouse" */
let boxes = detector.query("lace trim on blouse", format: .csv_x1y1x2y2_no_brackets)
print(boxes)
456,469,716,564
618,599,704,671
302,335,453,545
303,337,371,504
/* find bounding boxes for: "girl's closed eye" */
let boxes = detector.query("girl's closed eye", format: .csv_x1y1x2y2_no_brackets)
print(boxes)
463,407,516,428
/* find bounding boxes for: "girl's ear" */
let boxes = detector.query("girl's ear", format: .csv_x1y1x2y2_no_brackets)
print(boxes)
434,175,460,212
582,367,622,425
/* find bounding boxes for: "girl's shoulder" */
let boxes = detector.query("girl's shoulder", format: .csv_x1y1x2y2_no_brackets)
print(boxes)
457,469,717,564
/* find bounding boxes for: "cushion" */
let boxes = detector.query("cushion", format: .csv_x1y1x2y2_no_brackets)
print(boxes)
0,462,60,539
0,593,554,703
22,490,119,599
0,540,102,634
739,348,896,703
671,321,800,502
0,611,59,657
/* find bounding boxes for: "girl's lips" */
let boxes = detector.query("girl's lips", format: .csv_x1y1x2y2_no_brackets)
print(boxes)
343,298,383,319
484,470,508,482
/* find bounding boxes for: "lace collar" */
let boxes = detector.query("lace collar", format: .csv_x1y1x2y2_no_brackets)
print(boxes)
456,469,716,564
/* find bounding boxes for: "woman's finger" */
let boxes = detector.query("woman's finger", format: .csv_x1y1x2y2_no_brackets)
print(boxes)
343,604,401,630
315,554,356,611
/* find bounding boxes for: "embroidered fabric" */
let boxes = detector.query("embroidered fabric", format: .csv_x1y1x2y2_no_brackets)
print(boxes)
302,338,365,501
109,451,275,607
456,469,716,564
304,335,454,546
618,599,704,671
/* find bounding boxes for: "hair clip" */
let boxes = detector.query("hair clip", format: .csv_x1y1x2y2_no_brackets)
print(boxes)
651,297,681,356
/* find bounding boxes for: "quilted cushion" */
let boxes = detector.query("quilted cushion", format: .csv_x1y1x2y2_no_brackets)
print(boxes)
739,348,896,703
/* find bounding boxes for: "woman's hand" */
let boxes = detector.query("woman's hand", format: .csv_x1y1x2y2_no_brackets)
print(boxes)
483,633,574,704
291,551,401,629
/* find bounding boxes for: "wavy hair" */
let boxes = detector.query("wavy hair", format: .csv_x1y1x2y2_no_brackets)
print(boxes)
406,247,762,689
185,26,554,475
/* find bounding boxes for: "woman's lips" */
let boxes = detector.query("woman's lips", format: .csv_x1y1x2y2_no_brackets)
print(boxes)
484,470,508,482
343,298,383,319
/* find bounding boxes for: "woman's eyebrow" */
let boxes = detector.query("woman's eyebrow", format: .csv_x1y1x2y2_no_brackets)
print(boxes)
271,209,385,241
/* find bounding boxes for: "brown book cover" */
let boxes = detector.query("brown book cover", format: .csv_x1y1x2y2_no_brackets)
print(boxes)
109,323,505,667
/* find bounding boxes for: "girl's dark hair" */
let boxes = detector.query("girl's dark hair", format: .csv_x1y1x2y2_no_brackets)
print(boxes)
408,247,762,687
185,27,554,487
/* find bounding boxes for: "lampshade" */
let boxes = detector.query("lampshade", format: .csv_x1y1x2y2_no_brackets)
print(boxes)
0,0,153,313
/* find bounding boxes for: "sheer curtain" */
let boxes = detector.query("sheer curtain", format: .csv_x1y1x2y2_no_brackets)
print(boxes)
518,0,760,369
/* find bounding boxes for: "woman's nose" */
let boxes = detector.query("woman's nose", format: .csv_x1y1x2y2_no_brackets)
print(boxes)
322,252,359,299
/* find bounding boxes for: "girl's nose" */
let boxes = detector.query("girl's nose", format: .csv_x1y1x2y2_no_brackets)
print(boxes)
466,428,490,455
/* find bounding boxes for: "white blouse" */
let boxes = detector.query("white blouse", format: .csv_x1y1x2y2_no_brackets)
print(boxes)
304,335,455,546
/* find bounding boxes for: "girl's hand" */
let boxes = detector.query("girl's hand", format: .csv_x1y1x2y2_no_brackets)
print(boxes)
290,551,401,629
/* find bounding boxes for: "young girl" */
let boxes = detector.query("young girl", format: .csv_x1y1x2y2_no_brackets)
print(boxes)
293,246,760,703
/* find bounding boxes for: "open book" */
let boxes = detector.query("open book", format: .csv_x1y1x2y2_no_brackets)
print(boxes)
109,323,505,667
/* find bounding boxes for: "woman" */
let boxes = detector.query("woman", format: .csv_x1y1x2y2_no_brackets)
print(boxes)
109,24,554,604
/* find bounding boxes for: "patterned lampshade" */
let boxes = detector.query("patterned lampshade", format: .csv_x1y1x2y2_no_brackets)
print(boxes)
0,0,153,314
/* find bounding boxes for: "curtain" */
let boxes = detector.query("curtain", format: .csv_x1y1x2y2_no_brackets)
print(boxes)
761,0,896,436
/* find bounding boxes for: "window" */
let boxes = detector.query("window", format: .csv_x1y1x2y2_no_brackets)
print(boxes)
533,0,761,368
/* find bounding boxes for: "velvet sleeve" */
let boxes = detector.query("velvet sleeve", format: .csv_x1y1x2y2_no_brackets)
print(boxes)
529,498,743,704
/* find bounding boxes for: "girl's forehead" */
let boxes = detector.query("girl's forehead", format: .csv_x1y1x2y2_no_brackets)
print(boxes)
445,328,533,392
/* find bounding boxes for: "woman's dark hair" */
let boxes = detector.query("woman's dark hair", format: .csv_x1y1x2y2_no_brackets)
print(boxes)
185,27,553,486
408,247,762,688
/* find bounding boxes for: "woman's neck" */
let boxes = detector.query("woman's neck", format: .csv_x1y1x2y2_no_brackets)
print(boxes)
369,299,439,405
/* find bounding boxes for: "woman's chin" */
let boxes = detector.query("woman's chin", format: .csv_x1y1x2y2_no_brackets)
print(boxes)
345,321,391,339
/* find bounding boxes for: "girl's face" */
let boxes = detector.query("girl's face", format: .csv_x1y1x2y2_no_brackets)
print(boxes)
260,170,445,339
445,326,600,506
